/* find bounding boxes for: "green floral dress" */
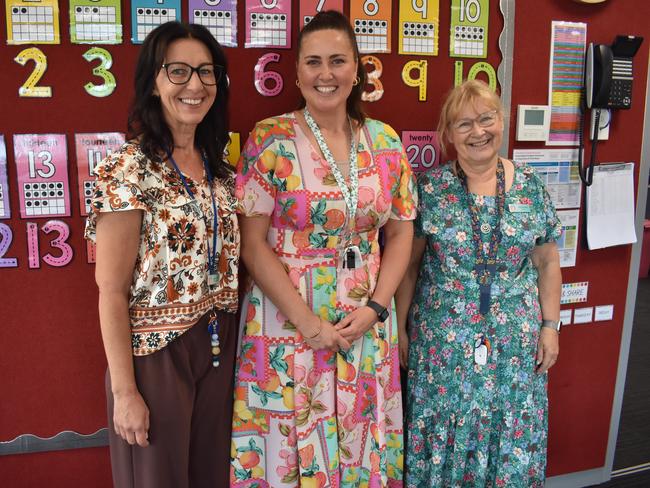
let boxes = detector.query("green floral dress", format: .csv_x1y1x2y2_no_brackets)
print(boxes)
405,162,561,488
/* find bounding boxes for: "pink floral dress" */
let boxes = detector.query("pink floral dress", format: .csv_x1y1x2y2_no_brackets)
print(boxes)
230,113,416,488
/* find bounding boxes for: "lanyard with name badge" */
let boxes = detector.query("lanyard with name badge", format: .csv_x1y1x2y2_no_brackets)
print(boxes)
167,150,222,367
303,108,362,270
457,159,506,365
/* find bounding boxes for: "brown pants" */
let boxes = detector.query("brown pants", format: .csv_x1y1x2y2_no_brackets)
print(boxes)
106,310,237,488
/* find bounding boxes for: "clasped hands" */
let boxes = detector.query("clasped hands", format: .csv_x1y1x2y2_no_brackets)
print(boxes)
303,305,379,352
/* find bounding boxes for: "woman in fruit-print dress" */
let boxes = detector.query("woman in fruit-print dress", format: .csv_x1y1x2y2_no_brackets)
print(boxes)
229,10,416,488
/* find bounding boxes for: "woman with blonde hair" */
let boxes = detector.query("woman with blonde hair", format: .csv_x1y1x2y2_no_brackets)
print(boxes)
396,80,562,487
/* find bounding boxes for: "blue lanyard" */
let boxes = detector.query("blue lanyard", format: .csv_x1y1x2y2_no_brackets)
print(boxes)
166,150,219,277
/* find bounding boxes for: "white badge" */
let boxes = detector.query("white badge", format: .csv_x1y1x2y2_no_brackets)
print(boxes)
208,273,219,288
474,342,488,365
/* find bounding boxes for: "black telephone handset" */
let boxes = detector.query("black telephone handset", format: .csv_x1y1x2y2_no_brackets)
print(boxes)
585,43,613,109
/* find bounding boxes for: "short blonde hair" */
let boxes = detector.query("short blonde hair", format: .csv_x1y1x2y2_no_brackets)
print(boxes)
437,80,503,156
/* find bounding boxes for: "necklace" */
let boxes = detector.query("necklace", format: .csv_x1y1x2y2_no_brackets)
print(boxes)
303,108,362,270
166,150,222,368
457,159,506,317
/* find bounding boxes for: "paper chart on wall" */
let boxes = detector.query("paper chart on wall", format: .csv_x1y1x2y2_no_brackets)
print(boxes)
75,133,125,216
557,209,579,268
245,0,291,49
130,0,180,44
6,0,60,44
189,0,238,48
586,162,637,250
512,148,582,209
401,131,440,174
299,0,344,29
449,0,488,58
350,0,392,54
546,21,586,146
398,0,439,56
69,0,122,44
0,136,10,219
13,134,70,219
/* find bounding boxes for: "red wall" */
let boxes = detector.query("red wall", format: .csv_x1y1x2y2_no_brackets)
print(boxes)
1,0,648,486
511,0,649,476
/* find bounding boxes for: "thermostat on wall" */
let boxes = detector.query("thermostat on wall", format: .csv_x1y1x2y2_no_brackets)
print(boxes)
516,105,551,141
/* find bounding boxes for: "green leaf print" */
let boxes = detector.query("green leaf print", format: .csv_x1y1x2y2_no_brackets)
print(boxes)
311,199,327,225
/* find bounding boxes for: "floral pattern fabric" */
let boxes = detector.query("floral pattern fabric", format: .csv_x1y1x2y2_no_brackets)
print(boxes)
231,114,416,488
405,162,562,488
85,142,240,355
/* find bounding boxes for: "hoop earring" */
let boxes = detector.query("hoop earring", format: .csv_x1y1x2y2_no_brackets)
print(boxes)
295,79,301,88
352,77,360,86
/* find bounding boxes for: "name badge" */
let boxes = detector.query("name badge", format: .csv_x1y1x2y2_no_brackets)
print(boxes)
474,343,488,365
208,273,219,288
508,203,531,213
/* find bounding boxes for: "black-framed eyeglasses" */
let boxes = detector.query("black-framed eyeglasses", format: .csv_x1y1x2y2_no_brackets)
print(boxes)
161,62,224,86
451,110,499,134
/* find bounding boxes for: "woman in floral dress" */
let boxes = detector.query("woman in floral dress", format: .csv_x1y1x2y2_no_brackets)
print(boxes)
396,80,562,487
230,11,416,488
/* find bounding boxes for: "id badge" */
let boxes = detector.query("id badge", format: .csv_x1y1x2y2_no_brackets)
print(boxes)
208,272,219,288
474,338,488,365
340,245,362,270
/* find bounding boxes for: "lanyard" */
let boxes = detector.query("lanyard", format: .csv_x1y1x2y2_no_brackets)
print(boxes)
166,150,219,278
457,159,506,316
303,108,359,222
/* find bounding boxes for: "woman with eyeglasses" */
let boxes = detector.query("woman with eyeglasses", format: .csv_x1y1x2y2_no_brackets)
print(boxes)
230,10,415,487
85,22,239,487
395,80,562,487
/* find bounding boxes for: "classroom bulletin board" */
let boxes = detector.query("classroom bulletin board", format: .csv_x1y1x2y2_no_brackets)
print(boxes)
1,1,649,486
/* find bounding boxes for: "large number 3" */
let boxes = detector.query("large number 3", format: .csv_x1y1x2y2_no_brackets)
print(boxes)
14,47,52,98
83,47,116,97
361,55,384,102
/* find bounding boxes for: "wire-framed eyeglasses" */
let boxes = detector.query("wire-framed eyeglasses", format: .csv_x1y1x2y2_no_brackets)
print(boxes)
161,62,224,86
452,110,499,134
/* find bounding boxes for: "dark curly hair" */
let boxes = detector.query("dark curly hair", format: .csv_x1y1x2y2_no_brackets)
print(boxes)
127,21,231,178
296,10,367,126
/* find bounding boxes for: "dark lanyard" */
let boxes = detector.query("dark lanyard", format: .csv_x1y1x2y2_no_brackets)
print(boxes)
457,159,506,316
166,150,219,277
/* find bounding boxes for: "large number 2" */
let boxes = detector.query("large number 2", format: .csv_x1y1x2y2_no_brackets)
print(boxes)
83,47,116,98
0,224,18,268
14,47,52,98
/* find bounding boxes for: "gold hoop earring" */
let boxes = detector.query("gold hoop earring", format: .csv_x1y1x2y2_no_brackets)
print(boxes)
295,79,301,88
352,77,360,86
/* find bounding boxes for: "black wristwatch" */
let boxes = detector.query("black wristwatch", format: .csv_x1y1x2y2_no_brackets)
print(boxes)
367,300,389,322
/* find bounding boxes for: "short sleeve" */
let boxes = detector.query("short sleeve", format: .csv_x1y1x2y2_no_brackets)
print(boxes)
384,126,417,221
235,122,279,217
84,144,148,242
531,168,562,245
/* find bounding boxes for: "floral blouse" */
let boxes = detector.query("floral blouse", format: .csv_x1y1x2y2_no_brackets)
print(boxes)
85,142,239,355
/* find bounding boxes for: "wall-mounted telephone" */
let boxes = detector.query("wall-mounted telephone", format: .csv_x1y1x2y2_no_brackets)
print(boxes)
579,35,643,186
585,35,643,110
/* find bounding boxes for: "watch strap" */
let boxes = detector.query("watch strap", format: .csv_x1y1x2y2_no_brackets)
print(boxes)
367,300,389,322
541,319,561,333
